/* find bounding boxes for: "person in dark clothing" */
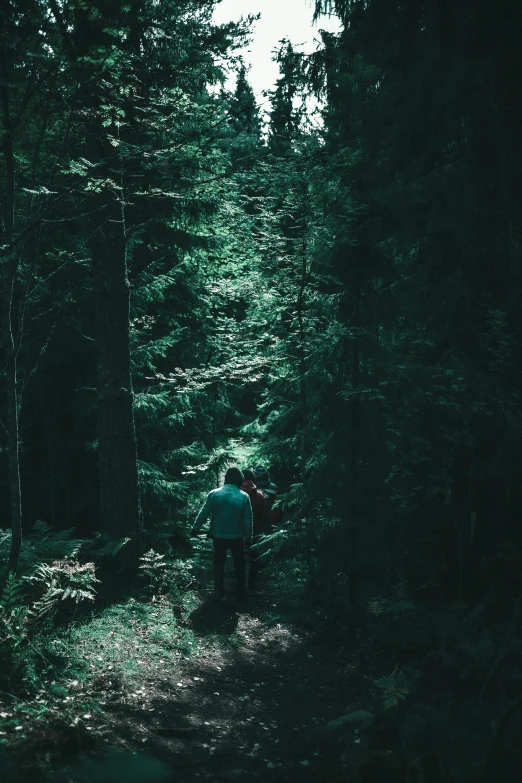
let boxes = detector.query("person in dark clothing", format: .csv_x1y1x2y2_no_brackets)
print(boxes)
191,466,253,601
263,482,283,526
241,471,269,534
242,469,270,590
254,465,270,490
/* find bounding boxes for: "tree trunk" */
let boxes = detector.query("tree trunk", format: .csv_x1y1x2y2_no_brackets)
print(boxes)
49,0,143,570
1,258,22,575
92,184,142,567
347,268,361,605
0,22,22,576
41,384,58,527
297,184,313,571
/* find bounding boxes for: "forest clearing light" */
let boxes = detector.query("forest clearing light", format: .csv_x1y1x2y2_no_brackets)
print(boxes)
212,0,341,109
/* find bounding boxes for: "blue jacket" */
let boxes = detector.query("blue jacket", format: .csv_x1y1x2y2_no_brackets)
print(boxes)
193,484,253,540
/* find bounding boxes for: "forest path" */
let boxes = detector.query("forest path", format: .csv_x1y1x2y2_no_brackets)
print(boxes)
7,556,378,783
92,580,366,783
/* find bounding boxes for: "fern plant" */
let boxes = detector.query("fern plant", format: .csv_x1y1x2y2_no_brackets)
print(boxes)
0,560,99,688
139,549,168,595
23,560,100,628
368,581,416,617
21,521,84,570
0,572,25,616
0,520,85,584
0,574,32,681
372,665,423,710
251,528,290,562
82,533,131,561
0,573,28,653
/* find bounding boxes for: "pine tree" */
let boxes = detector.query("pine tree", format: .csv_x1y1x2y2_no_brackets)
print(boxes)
268,40,302,157
230,62,262,140
304,0,522,606
0,0,63,575
46,0,144,568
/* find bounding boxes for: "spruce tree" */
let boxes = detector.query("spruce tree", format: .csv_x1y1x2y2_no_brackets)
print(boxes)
268,40,301,157
230,62,262,140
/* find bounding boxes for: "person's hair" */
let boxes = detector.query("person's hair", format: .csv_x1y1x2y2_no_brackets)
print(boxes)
224,466,244,487
243,468,256,482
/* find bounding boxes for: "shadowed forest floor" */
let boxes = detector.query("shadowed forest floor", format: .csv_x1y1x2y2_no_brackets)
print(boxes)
79,592,361,783
1,549,380,783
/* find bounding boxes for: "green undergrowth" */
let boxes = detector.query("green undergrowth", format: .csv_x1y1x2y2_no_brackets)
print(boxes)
0,541,233,769
0,591,199,745
1,532,519,783
0,533,344,779
65,595,201,680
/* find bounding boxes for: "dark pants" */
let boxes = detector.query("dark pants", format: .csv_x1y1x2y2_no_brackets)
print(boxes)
213,538,246,598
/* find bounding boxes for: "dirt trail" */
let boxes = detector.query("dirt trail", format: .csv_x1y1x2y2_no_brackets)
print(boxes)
7,562,380,783
96,585,364,783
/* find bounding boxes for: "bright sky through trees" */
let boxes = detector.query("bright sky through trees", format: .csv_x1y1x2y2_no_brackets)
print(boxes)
213,0,340,109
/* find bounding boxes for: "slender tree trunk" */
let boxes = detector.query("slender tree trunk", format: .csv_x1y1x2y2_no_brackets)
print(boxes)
296,186,313,571
211,381,220,487
298,244,313,570
297,235,308,458
41,385,58,527
348,269,361,605
0,24,22,576
1,265,22,575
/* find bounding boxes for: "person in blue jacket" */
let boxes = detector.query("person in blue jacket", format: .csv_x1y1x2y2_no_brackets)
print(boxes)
191,466,253,601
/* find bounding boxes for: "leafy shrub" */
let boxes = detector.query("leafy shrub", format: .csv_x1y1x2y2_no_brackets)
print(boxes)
138,550,196,624
0,521,84,580
0,573,28,673
0,560,99,689
82,534,132,561
23,560,99,626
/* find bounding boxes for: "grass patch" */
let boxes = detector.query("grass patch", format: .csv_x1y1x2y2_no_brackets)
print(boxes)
65,596,201,684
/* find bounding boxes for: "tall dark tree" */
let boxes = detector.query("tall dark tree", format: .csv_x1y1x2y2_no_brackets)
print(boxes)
268,40,302,157
0,0,63,575
47,0,143,566
230,62,262,139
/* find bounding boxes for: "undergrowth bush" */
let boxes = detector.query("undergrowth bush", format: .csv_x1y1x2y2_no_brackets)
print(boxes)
361,578,522,778
370,665,423,710
139,549,168,595
0,561,99,690
0,521,124,692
